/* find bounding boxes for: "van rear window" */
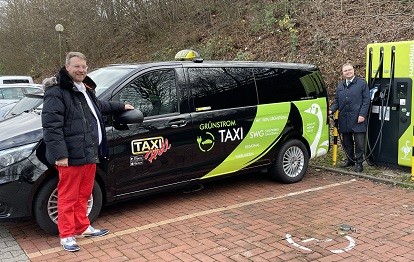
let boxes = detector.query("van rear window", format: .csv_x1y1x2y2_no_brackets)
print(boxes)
189,67,258,111
254,68,308,103
189,66,327,110
3,79,30,84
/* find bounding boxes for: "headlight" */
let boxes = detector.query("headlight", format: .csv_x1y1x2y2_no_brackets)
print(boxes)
0,143,38,168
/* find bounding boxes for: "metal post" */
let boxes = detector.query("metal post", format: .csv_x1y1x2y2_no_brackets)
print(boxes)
332,111,339,166
411,125,414,181
55,24,64,66
58,32,62,66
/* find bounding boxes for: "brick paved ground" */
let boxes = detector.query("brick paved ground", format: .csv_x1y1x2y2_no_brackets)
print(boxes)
2,167,414,261
0,224,29,262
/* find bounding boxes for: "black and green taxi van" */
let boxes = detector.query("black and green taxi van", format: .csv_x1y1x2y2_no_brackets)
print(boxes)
0,58,329,234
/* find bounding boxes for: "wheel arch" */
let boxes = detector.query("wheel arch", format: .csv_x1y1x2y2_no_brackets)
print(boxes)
33,139,109,212
269,127,311,165
30,167,58,216
277,102,311,160
94,165,108,206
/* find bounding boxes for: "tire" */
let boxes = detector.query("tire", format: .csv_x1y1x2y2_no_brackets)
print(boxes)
33,176,103,235
270,139,309,183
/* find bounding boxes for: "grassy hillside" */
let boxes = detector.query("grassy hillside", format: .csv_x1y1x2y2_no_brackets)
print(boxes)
1,0,414,97
106,0,414,97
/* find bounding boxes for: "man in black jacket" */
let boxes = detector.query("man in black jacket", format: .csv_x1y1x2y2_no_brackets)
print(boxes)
329,63,370,173
42,52,133,252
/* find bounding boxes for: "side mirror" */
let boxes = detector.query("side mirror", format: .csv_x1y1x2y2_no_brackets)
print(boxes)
113,109,144,130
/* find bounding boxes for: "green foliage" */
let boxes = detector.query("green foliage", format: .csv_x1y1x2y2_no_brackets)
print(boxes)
249,2,279,33
278,14,298,61
151,47,177,61
247,1,299,61
278,13,295,31
248,0,302,33
263,4,278,29
198,36,234,60
234,51,254,61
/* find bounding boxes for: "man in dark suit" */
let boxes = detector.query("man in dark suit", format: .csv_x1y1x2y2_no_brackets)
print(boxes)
329,63,370,172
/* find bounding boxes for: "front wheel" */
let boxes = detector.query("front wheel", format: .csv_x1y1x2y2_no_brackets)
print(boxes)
33,176,103,235
270,139,309,183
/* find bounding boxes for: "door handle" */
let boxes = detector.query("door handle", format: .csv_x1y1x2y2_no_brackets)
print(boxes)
169,119,187,128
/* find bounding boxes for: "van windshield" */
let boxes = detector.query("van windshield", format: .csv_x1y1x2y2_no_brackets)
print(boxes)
88,67,135,96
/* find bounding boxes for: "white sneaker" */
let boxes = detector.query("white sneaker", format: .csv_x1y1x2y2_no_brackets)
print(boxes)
77,225,109,238
60,236,80,252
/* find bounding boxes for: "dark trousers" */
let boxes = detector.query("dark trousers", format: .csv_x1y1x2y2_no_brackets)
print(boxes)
342,132,365,164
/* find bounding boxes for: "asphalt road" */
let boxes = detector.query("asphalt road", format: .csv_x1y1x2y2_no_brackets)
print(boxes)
1,166,414,261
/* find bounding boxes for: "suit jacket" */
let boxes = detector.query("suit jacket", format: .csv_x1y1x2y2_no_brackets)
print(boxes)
330,76,370,133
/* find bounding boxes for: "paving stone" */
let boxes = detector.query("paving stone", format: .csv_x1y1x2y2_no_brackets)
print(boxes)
0,225,29,262
4,168,414,261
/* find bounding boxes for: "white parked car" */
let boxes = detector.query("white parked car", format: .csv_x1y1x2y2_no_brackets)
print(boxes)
0,83,43,117
0,91,44,121
0,75,34,84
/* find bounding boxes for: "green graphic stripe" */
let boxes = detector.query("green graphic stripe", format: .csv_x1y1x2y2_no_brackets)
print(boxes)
245,128,285,166
201,103,290,179
293,98,329,158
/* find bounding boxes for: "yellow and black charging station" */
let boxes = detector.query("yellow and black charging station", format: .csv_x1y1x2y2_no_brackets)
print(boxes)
366,40,414,168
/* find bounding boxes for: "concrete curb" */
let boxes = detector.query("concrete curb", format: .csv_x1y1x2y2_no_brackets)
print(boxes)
311,165,414,188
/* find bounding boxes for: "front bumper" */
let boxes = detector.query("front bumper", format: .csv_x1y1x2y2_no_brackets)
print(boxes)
0,181,29,220
0,154,47,220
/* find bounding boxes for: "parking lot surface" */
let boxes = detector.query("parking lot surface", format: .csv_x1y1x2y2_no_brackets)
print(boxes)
2,167,414,261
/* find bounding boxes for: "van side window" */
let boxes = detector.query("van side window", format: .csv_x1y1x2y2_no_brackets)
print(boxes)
253,68,308,103
119,69,178,117
189,67,257,111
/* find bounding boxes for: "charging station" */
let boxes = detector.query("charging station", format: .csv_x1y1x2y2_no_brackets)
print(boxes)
366,41,414,167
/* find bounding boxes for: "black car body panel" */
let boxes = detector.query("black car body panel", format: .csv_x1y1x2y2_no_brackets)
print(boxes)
0,112,43,150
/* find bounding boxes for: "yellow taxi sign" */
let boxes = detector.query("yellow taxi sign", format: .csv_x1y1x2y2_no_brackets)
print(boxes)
175,49,201,61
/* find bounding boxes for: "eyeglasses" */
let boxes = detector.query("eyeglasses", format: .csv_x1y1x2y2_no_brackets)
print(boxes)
71,65,88,70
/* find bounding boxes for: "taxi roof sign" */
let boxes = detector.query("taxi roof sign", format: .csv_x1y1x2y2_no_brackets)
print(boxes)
175,49,201,61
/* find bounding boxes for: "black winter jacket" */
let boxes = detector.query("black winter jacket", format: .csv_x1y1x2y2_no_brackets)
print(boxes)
330,76,370,133
42,67,126,166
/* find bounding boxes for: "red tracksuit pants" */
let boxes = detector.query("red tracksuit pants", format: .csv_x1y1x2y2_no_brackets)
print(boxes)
56,164,96,238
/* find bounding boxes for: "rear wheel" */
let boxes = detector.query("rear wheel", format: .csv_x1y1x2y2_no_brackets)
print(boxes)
33,176,103,235
270,139,309,183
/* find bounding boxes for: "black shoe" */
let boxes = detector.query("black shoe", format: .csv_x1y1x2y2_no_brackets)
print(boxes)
340,160,353,168
354,164,363,173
